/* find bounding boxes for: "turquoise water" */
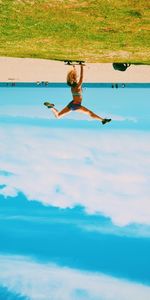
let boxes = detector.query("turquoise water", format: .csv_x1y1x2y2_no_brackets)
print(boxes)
0,83,150,300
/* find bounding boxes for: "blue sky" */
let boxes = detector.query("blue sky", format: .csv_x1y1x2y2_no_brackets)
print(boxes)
0,84,150,300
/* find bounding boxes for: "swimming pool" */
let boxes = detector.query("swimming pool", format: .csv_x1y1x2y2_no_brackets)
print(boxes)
0,82,150,295
0,82,150,130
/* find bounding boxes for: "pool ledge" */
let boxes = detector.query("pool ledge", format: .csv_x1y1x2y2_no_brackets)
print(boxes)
0,57,149,83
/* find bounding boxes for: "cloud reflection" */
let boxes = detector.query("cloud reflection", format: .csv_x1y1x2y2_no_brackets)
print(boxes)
0,125,150,226
0,255,150,300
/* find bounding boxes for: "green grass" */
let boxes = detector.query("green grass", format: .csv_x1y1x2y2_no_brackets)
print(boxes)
0,0,150,63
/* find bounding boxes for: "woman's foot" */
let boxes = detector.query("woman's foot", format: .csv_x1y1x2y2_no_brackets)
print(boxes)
44,102,55,108
102,118,112,125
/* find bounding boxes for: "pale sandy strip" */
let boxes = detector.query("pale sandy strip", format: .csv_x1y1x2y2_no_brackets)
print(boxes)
0,57,149,82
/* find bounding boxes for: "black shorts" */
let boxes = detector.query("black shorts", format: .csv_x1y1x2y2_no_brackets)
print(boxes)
67,101,81,111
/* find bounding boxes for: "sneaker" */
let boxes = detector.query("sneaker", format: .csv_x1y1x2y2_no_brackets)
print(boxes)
44,102,54,108
102,118,112,125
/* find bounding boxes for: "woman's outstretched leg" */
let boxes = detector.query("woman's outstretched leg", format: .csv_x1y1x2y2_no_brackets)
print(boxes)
44,102,71,119
77,106,111,124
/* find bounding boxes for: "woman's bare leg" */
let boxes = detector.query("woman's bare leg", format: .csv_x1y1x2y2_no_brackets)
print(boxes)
77,106,104,121
48,105,71,119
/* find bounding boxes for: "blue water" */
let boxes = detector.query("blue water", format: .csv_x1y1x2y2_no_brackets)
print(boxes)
0,194,150,285
0,83,150,295
0,285,29,300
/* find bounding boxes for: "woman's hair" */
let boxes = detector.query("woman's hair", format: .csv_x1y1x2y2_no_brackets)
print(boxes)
67,69,77,87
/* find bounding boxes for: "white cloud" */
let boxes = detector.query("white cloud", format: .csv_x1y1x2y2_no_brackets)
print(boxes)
110,114,137,122
0,126,150,227
79,223,150,238
0,255,150,300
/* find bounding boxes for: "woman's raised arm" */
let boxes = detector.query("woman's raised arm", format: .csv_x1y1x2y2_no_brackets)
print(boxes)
77,64,84,86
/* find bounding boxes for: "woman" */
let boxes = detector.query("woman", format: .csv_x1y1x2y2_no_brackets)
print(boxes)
44,64,111,125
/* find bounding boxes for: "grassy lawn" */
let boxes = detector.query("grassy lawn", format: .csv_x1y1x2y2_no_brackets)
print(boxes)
0,0,150,63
